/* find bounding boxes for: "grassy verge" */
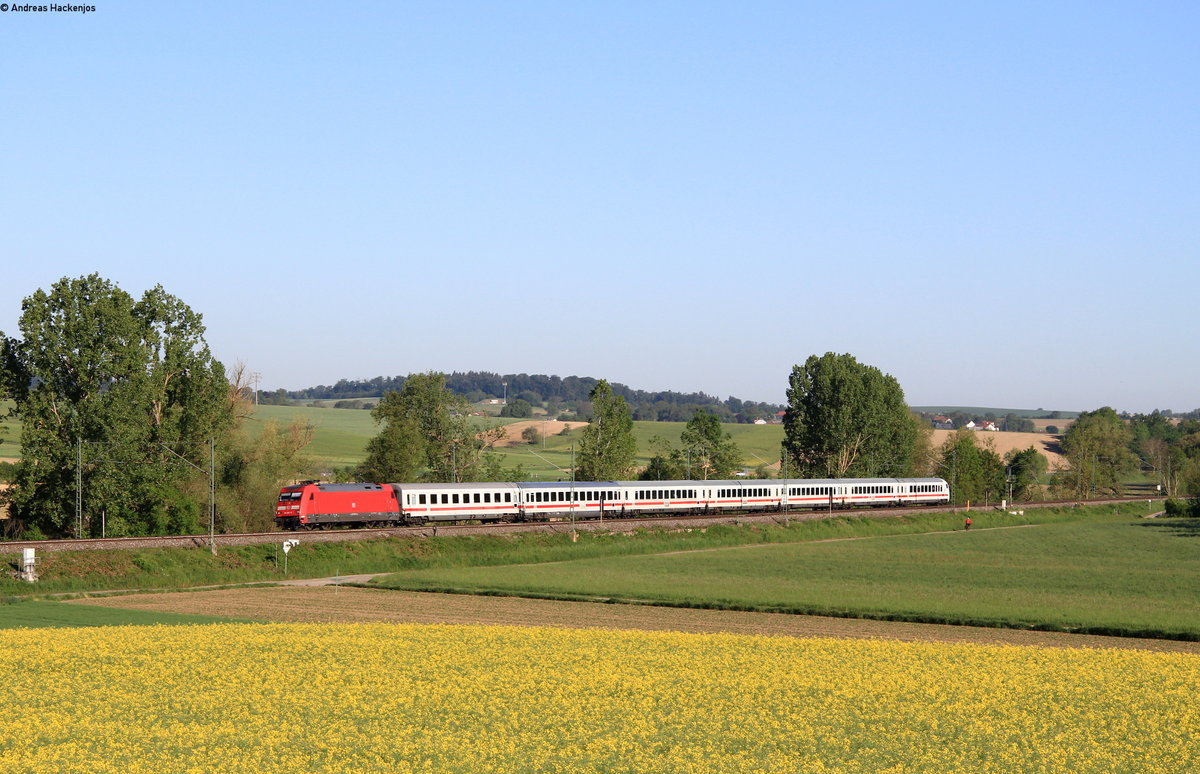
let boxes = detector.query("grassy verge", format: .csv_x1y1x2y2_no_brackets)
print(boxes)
0,599,242,628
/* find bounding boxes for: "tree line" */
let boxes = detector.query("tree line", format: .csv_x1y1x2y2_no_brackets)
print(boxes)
276,371,783,424
4,275,1198,538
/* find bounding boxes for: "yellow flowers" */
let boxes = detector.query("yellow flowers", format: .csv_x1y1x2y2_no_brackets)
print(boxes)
0,623,1197,773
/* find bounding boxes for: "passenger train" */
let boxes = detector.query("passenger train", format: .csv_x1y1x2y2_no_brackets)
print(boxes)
275,477,950,530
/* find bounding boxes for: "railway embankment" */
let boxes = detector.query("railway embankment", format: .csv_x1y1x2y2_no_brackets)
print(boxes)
0,501,1160,598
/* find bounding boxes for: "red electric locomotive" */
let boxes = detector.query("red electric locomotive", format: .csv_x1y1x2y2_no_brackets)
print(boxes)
275,482,401,530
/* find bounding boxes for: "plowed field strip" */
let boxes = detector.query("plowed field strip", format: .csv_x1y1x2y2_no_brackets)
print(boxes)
67,586,1200,654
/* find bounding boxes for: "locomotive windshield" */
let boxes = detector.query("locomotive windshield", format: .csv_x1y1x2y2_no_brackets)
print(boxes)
278,491,302,502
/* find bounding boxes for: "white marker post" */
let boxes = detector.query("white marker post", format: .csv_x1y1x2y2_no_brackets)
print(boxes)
20,548,36,582
282,539,299,576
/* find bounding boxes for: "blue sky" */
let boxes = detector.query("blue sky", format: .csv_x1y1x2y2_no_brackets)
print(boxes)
2,2,1196,413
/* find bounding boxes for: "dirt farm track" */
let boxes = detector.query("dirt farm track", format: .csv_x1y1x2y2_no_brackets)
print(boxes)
67,585,1200,655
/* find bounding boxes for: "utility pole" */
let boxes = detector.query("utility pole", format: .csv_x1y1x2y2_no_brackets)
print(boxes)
76,438,82,538
209,438,216,555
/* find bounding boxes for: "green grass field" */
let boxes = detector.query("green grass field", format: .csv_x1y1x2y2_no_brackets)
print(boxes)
3,503,1195,640
472,418,785,480
0,399,20,458
246,403,785,478
372,503,1199,639
0,600,240,628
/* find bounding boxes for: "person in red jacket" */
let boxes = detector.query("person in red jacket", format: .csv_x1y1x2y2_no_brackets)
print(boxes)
964,516,972,530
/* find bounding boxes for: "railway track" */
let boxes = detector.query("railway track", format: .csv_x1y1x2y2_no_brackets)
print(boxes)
0,496,1160,554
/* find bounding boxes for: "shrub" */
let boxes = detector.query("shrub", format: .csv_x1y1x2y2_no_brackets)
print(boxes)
1164,498,1200,517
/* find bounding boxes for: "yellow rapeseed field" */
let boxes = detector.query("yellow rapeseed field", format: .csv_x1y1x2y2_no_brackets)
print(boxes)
0,623,1197,773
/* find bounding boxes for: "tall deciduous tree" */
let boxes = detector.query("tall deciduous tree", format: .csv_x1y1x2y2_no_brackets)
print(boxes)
782,353,918,478
1003,446,1049,501
576,380,636,481
937,429,1006,505
357,372,504,483
0,275,231,537
679,409,742,479
1059,407,1138,497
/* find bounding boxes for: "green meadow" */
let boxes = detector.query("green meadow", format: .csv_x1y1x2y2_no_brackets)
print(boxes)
0,399,20,458
0,600,239,629
371,503,1200,639
248,403,784,478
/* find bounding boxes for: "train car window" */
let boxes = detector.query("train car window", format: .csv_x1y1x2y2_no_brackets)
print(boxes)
505,493,511,502
450,494,458,504
418,494,425,505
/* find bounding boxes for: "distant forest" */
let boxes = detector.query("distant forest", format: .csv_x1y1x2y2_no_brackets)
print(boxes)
272,371,784,423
